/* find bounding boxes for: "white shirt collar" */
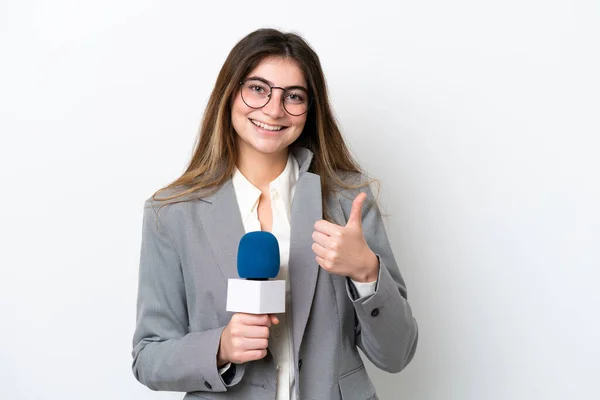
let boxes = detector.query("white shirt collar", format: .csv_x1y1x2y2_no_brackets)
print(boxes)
231,153,299,226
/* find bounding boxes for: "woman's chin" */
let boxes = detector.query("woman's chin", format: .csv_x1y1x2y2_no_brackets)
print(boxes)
254,145,288,156
239,140,287,157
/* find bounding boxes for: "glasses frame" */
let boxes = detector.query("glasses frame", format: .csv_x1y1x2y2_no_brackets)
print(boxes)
239,79,312,116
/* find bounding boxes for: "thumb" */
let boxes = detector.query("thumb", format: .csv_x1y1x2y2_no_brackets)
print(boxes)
347,192,367,228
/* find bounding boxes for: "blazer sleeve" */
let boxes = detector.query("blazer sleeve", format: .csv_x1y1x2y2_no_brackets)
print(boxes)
131,200,245,393
343,185,419,373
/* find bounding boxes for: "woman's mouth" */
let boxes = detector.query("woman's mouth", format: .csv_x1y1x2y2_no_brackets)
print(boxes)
250,119,288,132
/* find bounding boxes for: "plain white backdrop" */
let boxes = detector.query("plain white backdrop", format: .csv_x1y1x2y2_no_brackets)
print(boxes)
1,1,599,399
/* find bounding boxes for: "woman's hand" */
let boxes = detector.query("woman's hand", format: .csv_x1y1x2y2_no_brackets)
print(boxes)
312,192,379,282
217,313,279,366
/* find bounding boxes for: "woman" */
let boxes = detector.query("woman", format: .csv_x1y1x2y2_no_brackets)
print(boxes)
132,28,418,400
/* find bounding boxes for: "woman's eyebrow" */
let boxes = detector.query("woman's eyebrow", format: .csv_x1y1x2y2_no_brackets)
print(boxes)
246,75,308,91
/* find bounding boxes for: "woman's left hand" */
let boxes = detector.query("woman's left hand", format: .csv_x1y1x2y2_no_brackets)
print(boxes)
312,192,379,282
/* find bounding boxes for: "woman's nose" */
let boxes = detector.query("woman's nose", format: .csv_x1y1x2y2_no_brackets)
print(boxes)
261,89,286,119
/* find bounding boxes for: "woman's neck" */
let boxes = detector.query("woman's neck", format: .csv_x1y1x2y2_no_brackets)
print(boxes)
236,146,289,189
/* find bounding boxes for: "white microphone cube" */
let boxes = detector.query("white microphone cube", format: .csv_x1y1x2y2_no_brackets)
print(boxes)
226,279,286,314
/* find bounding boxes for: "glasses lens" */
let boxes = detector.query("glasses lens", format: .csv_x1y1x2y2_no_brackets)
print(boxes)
283,88,310,116
241,80,270,108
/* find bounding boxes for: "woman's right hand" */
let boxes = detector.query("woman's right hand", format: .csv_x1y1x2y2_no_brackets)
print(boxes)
217,313,280,366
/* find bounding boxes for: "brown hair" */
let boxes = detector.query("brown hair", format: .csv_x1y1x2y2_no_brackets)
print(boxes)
154,28,373,220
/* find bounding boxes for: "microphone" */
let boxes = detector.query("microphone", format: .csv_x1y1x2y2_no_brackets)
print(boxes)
237,231,280,280
226,231,286,314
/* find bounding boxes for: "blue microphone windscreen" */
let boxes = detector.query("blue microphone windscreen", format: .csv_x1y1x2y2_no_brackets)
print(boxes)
237,231,280,279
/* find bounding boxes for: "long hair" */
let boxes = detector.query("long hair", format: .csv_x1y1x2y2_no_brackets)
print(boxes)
154,28,373,220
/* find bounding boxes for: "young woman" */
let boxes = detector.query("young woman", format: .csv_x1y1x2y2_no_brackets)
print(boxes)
132,28,418,400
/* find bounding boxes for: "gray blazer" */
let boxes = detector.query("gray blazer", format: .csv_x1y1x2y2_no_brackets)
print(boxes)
132,147,418,400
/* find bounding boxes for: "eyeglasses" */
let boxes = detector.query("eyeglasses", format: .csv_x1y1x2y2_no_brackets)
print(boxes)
239,78,311,116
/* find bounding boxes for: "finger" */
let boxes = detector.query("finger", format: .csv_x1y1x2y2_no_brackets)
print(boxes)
239,325,270,339
241,349,268,362
316,255,332,271
347,192,367,228
238,337,269,351
269,314,280,325
311,242,330,259
312,231,335,249
314,219,343,237
236,313,271,327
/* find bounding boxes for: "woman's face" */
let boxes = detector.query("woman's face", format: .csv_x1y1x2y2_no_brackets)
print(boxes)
231,56,308,160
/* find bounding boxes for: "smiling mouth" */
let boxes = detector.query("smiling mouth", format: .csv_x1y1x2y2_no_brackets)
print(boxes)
250,119,288,131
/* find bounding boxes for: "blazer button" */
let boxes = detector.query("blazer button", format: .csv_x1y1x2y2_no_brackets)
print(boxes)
298,359,303,371
204,381,212,390
371,308,380,317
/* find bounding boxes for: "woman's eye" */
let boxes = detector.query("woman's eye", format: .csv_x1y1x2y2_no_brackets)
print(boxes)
287,93,304,102
251,86,265,93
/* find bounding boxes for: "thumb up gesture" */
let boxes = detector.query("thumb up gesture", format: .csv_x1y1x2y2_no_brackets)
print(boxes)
312,192,379,282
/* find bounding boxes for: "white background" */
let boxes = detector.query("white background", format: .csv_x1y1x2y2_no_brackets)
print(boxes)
1,1,599,399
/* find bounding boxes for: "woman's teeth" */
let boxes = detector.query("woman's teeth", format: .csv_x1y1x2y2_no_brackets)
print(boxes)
251,119,284,131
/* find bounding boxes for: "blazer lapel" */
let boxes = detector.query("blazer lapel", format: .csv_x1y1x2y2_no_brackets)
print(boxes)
289,171,322,358
197,180,246,280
